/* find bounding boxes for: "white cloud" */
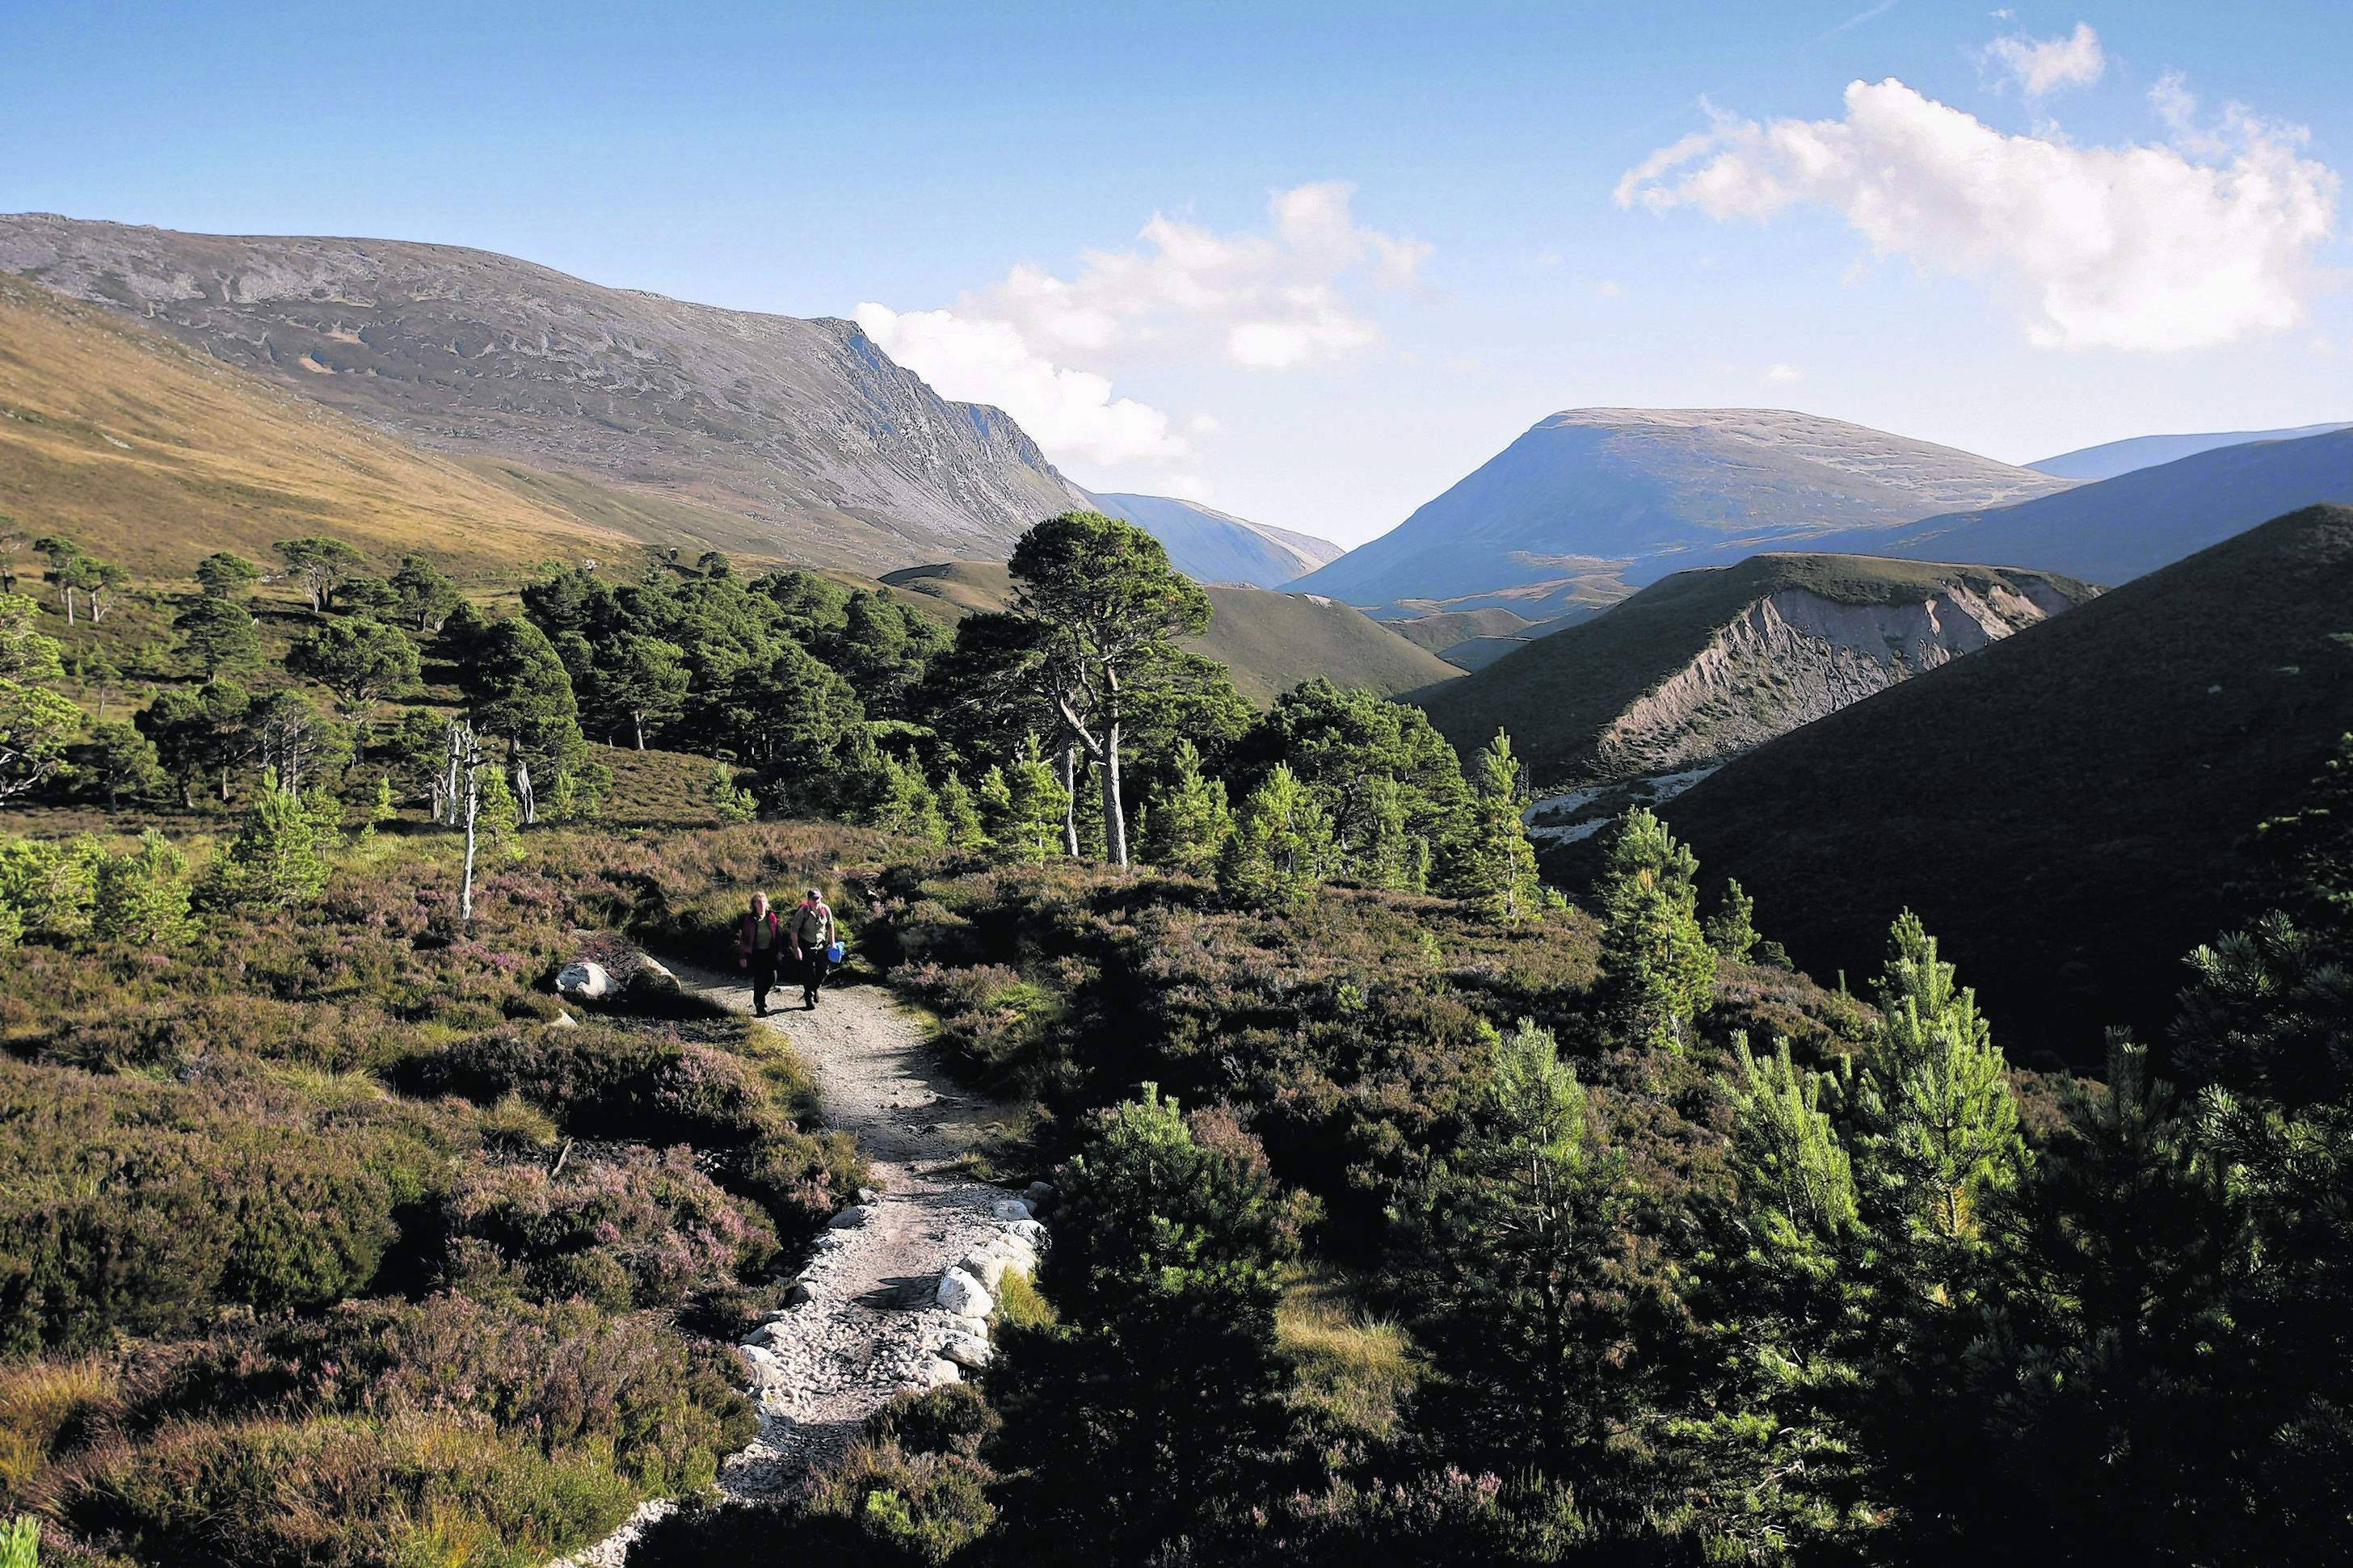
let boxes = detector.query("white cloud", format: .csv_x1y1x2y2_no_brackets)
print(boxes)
1763,364,1805,384
855,183,1431,475
971,181,1430,372
1985,22,2104,96
1617,78,2338,351
851,303,1188,468
1595,279,1623,296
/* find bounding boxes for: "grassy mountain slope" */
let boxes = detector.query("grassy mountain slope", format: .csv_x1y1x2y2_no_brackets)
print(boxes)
1825,428,2353,584
880,561,1464,704
1417,553,2094,789
1090,492,1344,587
0,214,1088,571
0,274,660,578
1383,606,1534,654
1294,407,2076,612
1659,505,2353,1063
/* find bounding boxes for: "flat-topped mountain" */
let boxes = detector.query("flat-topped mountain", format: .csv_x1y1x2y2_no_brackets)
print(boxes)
1660,505,2353,1061
1088,492,1344,588
0,213,1090,571
1416,553,2094,791
1292,407,2077,615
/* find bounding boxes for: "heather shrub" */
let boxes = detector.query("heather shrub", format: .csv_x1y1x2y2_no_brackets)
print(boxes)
436,1146,777,1309
863,1383,1001,1458
48,1413,638,1568
401,1024,775,1146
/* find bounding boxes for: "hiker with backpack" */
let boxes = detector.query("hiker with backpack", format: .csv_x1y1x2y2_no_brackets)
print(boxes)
737,891,785,1017
790,887,838,1009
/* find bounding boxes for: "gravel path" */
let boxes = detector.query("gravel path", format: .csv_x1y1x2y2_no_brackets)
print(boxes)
554,965,1021,1566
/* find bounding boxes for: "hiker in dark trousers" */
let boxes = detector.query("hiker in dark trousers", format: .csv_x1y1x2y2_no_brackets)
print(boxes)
790,887,836,1010
737,892,783,1017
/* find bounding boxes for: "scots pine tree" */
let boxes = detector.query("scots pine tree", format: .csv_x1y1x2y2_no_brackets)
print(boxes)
91,828,194,946
1704,878,1759,963
1450,729,1543,923
1854,912,2023,1244
1216,763,1331,908
938,771,984,849
989,1087,1298,1557
1143,739,1232,876
1596,809,1715,1050
1394,1019,1645,1480
203,774,332,908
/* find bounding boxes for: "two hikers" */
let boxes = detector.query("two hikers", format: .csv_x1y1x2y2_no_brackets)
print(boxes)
737,887,836,1015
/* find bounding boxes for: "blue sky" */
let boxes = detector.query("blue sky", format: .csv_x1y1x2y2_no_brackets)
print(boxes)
4,1,2349,545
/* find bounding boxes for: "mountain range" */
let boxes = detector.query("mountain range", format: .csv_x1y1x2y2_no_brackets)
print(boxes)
2029,421,2353,481
1290,407,2077,616
0,213,1089,570
1808,427,2353,585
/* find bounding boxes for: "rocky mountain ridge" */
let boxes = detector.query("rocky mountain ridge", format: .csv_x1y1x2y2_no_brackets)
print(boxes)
0,213,1090,570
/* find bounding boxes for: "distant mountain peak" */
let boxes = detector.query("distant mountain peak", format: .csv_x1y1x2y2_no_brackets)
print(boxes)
1292,406,2074,615
1088,492,1345,588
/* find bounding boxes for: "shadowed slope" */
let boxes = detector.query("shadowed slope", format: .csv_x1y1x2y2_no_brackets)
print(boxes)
1661,505,2353,1063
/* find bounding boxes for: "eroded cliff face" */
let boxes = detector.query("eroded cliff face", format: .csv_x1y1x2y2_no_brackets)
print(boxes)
1593,578,2076,776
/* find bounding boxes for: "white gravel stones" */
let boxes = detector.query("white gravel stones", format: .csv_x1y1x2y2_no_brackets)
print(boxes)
554,961,615,1001
937,1266,993,1318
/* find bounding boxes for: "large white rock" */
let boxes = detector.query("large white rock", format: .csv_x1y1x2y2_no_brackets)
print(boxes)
826,1205,870,1230
958,1250,1009,1292
940,1333,992,1370
989,1198,1033,1222
937,1266,994,1318
919,1356,962,1386
1004,1219,1047,1250
738,1344,785,1386
551,1010,579,1028
554,961,616,1001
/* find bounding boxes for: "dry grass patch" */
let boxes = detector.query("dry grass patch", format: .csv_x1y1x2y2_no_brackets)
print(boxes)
1278,1264,1415,1441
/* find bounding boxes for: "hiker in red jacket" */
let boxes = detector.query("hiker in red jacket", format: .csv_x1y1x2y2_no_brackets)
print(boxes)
737,892,784,1016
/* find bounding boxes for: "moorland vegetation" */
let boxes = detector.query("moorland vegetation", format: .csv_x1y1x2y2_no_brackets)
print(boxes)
0,505,2344,1566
